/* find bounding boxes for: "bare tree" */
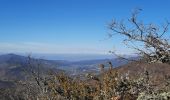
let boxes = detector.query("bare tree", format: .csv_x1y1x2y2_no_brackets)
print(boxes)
108,9,170,63
18,55,51,99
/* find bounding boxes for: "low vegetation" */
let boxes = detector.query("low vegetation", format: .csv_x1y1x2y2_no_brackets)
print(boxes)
1,62,170,100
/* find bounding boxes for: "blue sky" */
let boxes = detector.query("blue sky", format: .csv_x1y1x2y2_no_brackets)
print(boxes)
0,0,170,55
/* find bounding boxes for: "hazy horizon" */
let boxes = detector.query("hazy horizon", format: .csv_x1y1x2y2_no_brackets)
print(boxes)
0,52,117,61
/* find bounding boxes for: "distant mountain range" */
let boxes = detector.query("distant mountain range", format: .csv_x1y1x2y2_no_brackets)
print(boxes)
0,53,131,88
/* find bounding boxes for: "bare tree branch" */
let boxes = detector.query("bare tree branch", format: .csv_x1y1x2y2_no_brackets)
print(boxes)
109,9,170,63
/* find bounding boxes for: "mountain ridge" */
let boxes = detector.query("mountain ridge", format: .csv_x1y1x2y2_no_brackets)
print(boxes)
0,53,130,88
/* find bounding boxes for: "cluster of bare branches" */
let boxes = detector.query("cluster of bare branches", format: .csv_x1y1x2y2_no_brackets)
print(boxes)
109,9,170,63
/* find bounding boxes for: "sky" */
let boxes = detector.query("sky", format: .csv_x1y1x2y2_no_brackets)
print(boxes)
0,0,170,55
